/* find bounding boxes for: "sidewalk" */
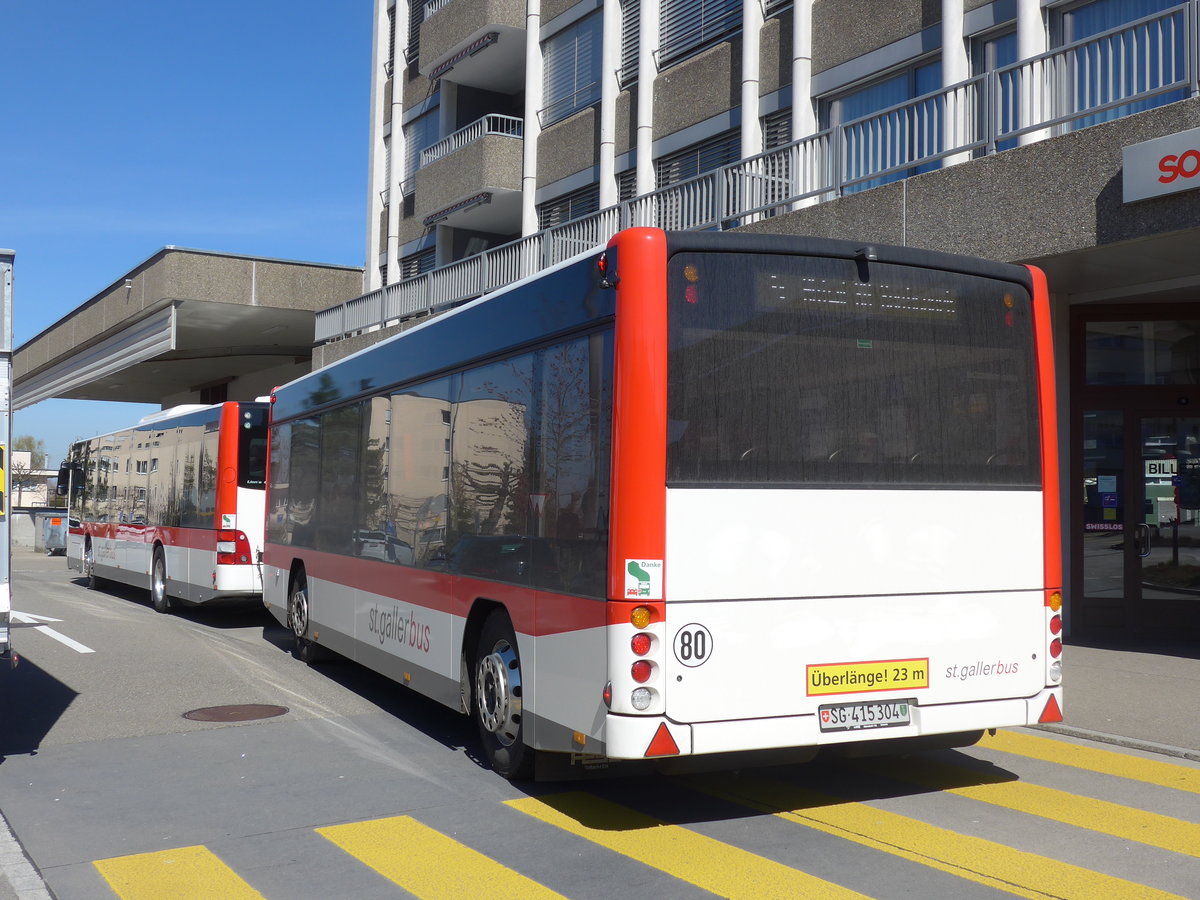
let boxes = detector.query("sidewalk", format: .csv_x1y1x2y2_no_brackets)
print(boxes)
1041,639,1200,761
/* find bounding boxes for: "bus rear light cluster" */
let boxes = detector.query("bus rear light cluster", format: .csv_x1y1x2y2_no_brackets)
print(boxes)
630,633,652,656
217,530,253,565
631,660,652,683
1046,590,1063,684
605,601,665,714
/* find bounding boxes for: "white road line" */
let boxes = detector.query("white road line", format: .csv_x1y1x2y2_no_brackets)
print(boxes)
11,611,95,654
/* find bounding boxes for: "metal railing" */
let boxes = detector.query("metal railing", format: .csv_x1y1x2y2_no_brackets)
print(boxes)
319,2,1199,342
421,114,523,167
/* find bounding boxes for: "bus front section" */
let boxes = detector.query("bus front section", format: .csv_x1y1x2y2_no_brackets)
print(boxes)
603,231,1062,764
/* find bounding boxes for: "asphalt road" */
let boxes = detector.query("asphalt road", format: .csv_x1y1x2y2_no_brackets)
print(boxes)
2,550,1199,899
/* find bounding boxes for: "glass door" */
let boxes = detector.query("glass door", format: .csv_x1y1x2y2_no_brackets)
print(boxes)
1136,416,1200,601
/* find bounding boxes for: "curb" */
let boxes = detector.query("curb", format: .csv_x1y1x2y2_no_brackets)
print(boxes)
0,808,51,900
1033,723,1200,763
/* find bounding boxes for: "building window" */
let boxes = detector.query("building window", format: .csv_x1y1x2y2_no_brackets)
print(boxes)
620,0,639,86
656,129,740,188
659,0,741,68
762,109,792,149
823,59,942,193
973,28,1018,151
403,109,440,183
542,11,602,126
401,248,437,279
538,184,601,230
406,0,424,63
1056,0,1186,129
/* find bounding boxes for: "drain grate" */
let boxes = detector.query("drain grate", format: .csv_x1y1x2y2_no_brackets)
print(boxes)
182,704,289,723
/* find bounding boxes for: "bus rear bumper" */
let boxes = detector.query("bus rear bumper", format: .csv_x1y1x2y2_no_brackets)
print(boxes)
604,689,1064,760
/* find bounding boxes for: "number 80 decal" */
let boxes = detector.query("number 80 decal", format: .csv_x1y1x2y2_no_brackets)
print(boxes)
673,623,713,667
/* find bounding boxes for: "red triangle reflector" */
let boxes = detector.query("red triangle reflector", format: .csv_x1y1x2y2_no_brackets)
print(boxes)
644,723,680,757
1038,694,1063,723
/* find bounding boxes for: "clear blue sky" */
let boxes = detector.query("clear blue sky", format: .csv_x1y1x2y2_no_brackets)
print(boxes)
1,1,372,464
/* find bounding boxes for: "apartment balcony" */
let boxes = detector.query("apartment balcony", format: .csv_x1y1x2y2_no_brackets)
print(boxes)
326,1,1200,344
414,115,523,232
419,0,525,92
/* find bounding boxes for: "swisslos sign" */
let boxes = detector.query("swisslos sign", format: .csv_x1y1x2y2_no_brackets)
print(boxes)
1123,126,1200,203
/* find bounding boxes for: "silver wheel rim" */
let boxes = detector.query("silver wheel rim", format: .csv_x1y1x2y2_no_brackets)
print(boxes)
85,544,94,577
476,639,521,747
288,584,308,639
152,555,166,604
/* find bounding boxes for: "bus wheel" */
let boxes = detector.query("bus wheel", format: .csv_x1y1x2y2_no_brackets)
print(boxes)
474,611,534,780
150,547,171,614
288,570,316,663
84,541,101,590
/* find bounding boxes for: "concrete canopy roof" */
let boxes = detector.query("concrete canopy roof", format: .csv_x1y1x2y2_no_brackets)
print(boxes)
14,247,363,408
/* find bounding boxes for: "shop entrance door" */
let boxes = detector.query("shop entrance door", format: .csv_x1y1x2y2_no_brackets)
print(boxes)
1075,310,1200,637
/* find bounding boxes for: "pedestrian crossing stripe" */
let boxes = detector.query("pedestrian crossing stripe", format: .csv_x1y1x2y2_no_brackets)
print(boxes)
690,774,1191,900
93,845,263,900
983,730,1200,794
506,791,870,900
317,814,563,899
852,755,1200,858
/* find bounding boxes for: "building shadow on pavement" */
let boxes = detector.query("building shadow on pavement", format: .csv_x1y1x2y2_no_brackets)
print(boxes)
0,654,78,760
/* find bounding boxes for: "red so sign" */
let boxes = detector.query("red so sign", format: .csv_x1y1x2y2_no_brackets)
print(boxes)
1124,126,1200,203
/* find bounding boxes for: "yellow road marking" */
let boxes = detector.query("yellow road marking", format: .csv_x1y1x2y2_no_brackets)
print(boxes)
855,756,1200,857
94,845,263,900
317,815,563,900
507,791,869,900
984,730,1200,794
694,775,1189,900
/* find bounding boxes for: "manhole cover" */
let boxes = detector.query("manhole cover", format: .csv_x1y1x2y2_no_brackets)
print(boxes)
182,704,289,723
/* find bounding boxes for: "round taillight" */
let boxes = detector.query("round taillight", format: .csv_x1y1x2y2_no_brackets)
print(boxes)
630,606,652,629
631,660,652,683
631,633,652,656
1050,638,1062,658
1049,615,1062,635
602,682,612,707
631,687,653,710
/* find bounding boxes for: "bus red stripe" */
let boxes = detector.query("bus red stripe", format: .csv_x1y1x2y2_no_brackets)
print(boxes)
215,401,240,527
1027,264,1062,595
608,228,669,601
263,545,603,637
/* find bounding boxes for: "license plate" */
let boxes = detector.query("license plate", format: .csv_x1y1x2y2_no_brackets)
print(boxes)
819,699,912,732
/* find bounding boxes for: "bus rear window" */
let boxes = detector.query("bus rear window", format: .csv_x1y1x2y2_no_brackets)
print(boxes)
239,406,269,488
667,252,1040,488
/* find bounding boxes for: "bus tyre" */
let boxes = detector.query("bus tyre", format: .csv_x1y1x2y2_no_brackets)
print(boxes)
288,569,317,664
474,611,534,780
84,541,101,590
150,548,171,614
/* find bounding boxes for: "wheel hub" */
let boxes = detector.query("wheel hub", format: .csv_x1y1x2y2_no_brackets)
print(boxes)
476,641,521,746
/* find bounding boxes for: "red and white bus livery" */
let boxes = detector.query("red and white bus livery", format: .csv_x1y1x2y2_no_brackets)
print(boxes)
62,401,268,612
263,228,1062,778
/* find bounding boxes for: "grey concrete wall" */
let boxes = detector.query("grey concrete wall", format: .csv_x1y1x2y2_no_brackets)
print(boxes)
14,251,362,382
414,134,524,220
737,98,1200,264
760,11,793,98
812,0,939,73
538,109,599,188
655,41,741,139
420,0,524,69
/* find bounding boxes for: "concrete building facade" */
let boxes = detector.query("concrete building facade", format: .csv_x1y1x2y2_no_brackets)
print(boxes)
337,0,1200,638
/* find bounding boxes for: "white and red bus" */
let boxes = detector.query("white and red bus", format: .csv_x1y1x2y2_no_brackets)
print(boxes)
264,228,1062,779
62,401,268,612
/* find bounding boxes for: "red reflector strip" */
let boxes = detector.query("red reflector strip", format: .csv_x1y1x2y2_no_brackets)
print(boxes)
644,722,680,757
1038,694,1063,724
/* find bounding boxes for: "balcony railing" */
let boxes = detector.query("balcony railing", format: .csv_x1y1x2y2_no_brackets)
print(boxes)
320,2,1200,343
420,114,523,167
